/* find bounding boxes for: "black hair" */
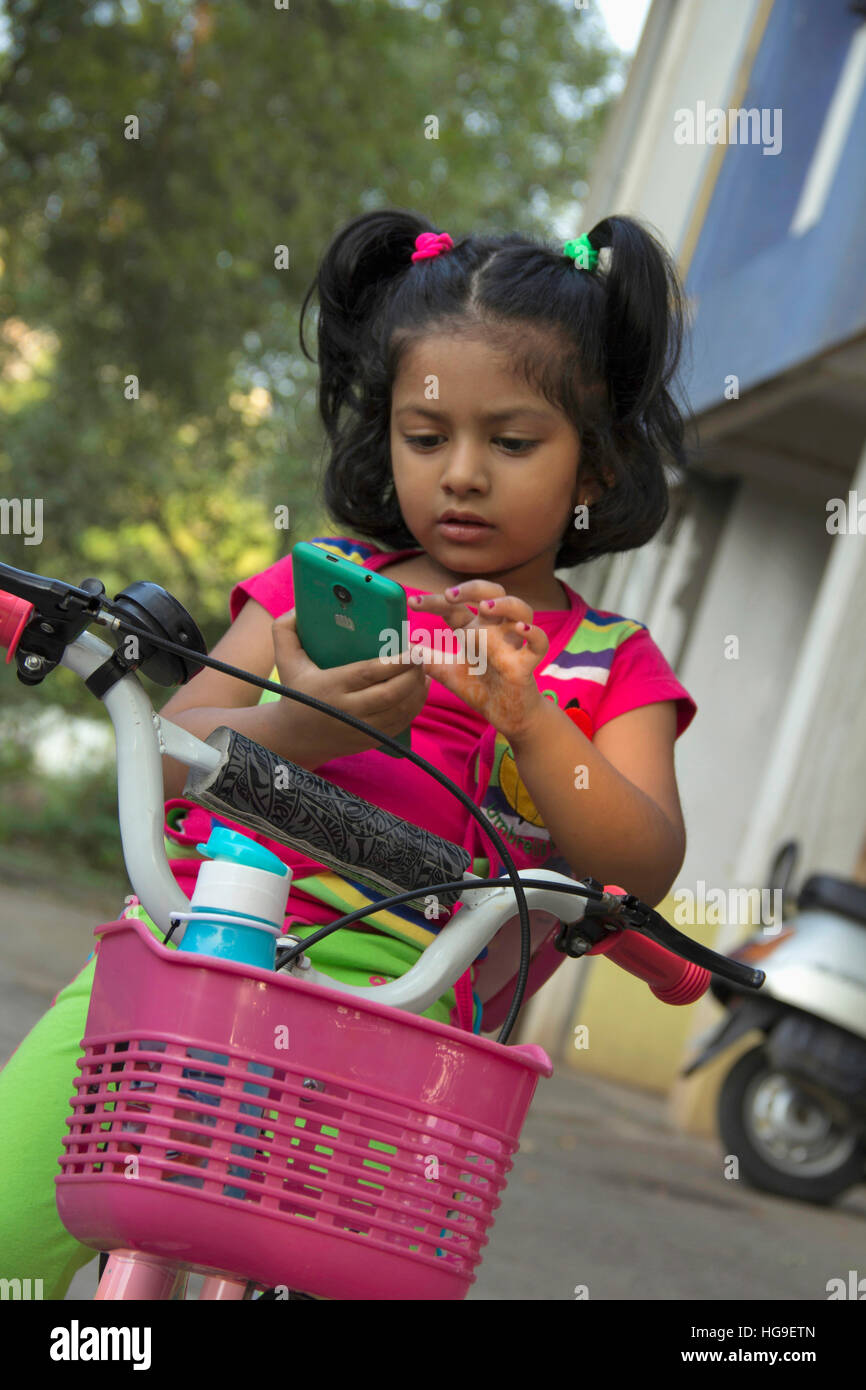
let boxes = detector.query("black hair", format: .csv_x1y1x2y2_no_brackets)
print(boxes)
298,207,691,567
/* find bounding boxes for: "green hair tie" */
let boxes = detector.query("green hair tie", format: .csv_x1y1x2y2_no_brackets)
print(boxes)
562,234,598,271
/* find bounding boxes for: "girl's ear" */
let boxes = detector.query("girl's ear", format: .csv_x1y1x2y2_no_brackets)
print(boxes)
573,470,612,508
587,454,619,501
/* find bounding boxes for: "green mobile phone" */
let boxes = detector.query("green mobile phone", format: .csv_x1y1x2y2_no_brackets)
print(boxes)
292,541,412,757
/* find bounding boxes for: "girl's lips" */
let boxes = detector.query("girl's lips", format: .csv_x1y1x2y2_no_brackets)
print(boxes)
437,520,493,542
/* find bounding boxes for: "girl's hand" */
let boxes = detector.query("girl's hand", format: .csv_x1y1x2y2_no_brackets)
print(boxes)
271,608,431,760
407,581,549,744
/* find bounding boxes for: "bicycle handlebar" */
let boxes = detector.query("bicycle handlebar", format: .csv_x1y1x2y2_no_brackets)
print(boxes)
182,725,472,914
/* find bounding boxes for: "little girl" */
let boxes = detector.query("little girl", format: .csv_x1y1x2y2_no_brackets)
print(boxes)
0,208,697,1298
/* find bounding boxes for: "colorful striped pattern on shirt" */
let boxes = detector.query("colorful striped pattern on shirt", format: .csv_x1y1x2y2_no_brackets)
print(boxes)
291,870,442,948
303,535,381,565
541,608,646,685
165,818,468,952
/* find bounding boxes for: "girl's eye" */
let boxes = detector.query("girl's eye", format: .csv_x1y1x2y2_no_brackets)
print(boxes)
403,435,443,450
496,438,538,454
403,436,538,454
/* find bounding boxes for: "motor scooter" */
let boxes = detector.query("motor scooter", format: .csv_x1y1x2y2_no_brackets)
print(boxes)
682,841,866,1204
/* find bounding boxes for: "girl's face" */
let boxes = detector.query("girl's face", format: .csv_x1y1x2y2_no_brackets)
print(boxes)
389,331,587,607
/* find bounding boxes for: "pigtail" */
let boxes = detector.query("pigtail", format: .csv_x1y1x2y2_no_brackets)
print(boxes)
586,215,687,458
299,208,437,442
559,215,690,558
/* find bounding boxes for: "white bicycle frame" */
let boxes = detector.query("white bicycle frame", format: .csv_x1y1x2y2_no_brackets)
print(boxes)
64,629,589,1016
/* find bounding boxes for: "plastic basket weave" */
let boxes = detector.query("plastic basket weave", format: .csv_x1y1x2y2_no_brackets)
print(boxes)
56,918,552,1300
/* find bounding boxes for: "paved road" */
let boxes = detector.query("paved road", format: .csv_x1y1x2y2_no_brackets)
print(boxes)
0,877,121,1063
2,875,863,1302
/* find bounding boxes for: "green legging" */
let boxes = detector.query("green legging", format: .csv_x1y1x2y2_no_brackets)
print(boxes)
0,907,455,1300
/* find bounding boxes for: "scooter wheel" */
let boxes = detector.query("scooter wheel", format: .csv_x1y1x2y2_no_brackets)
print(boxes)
718,1044,866,1205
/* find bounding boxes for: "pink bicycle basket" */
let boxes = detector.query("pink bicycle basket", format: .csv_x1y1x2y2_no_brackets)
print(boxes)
56,917,552,1300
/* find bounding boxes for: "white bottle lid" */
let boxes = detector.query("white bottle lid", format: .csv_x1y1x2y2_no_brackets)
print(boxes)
191,858,291,932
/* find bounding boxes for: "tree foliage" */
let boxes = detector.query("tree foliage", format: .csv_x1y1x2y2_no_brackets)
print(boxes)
0,0,621,721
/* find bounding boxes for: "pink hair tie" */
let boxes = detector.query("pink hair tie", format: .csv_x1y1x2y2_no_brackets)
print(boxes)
411,231,454,262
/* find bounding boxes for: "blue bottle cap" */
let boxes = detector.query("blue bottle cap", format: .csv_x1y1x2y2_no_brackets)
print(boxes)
196,826,289,877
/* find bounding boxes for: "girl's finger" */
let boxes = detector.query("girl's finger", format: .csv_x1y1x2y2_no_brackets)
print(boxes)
409,582,516,631
473,594,534,627
408,591,472,624
272,607,316,666
441,581,507,603
344,654,421,690
511,621,548,658
272,607,298,634
485,617,549,664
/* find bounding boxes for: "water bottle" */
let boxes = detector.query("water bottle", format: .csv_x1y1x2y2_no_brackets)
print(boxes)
168,827,291,1195
178,825,291,970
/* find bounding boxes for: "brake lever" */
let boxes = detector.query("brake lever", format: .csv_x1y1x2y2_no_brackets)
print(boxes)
608,894,766,990
0,562,107,684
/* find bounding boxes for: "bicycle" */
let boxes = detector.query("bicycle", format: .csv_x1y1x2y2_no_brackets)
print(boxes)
0,562,765,1300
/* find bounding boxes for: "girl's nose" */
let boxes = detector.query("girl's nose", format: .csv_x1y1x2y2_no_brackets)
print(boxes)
438,439,489,491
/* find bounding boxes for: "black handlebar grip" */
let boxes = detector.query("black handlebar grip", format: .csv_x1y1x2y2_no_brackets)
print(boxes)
182,726,471,913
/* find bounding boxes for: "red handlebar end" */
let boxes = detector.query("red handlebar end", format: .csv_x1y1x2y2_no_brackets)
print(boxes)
0,590,35,664
650,960,712,1005
592,886,711,1005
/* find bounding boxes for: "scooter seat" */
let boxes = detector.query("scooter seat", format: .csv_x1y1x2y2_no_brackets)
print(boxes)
797,873,866,926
